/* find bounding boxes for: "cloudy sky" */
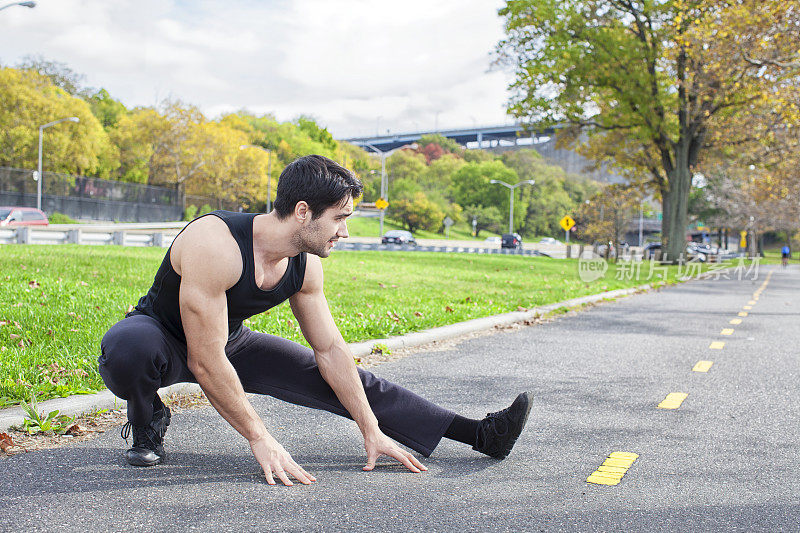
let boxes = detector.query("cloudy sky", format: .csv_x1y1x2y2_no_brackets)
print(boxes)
1,0,516,138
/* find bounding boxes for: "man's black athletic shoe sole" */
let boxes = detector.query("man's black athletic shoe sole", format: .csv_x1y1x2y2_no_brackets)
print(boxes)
473,392,532,460
122,404,171,467
125,446,165,467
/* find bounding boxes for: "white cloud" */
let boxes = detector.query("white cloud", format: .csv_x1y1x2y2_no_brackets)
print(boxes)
0,0,513,136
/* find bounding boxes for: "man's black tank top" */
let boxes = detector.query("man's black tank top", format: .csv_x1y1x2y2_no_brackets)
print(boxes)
132,210,307,343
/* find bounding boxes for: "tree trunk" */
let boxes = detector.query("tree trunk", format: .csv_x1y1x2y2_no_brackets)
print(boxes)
661,144,692,263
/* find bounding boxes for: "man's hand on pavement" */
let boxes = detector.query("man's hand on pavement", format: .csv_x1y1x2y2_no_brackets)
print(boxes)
363,431,427,473
250,435,316,486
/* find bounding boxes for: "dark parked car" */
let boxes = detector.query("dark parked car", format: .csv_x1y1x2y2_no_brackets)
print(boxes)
643,242,661,259
501,232,522,249
0,207,49,227
381,230,416,245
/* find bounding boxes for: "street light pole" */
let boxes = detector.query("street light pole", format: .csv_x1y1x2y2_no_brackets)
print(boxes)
359,142,388,236
489,179,535,234
0,1,36,11
239,144,273,212
638,201,644,247
37,117,79,211
358,141,419,237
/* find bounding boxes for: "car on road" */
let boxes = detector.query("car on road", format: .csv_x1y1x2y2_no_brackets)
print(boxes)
686,242,719,262
484,236,501,245
501,232,523,249
0,207,49,227
381,230,416,245
643,242,661,259
538,237,560,245
595,241,616,257
643,242,718,261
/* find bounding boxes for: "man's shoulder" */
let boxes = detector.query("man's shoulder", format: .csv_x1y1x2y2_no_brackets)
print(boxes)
297,254,324,293
176,215,238,249
171,215,242,285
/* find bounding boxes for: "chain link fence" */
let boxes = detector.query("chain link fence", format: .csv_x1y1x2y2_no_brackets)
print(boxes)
0,167,233,222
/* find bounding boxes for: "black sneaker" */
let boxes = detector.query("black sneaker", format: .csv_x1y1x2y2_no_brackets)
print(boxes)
121,404,171,467
473,392,531,459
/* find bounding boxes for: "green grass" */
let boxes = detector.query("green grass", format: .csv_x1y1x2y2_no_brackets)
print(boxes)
0,245,737,406
759,246,799,265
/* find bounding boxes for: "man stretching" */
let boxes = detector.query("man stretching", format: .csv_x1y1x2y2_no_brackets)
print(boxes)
99,155,530,486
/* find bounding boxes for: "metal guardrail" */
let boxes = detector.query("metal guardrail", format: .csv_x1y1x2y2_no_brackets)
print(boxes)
0,225,182,247
0,225,745,262
0,224,549,256
334,242,550,256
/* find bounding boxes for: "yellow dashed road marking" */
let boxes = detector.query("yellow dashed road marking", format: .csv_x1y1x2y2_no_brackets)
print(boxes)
729,318,742,325
720,328,734,336
743,305,752,310
748,300,756,305
658,392,688,409
609,452,639,460
709,341,725,349
693,360,714,372
587,452,639,486
586,474,620,485
738,311,748,317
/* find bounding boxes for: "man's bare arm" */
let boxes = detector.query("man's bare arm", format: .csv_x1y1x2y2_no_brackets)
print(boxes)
177,223,314,486
290,255,426,473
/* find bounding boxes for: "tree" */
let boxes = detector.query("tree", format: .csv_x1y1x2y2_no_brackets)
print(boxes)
146,100,209,192
501,148,599,235
463,204,505,237
497,0,800,261
386,149,428,197
449,160,517,212
295,115,338,151
0,67,118,177
698,161,800,255
87,89,128,130
15,55,88,96
417,133,462,159
110,108,163,184
577,184,643,259
390,191,446,233
423,154,465,197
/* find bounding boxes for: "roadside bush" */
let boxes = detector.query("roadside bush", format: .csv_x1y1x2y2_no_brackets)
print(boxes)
183,205,198,221
47,212,78,224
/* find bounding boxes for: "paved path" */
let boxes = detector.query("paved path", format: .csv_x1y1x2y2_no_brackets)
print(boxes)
1,265,798,532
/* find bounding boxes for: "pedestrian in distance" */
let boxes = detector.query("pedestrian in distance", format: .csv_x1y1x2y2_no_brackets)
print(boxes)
98,155,531,486
781,243,791,268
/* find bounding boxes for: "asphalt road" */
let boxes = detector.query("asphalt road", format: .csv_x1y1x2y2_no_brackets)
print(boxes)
1,264,798,532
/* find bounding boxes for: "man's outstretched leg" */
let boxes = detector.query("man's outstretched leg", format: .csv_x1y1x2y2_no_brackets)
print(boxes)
227,329,532,459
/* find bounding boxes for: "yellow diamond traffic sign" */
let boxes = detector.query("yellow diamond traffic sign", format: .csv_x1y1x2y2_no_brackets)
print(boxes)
375,198,389,210
559,215,575,232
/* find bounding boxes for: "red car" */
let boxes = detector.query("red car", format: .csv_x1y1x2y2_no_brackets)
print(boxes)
0,207,49,227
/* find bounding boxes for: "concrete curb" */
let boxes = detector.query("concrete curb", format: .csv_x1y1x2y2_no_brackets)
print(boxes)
0,283,655,432
348,284,653,356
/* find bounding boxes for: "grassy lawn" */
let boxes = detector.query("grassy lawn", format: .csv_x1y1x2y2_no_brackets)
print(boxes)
1,244,733,406
759,246,799,265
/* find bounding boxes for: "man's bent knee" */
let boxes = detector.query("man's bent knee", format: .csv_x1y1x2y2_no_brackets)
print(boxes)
98,317,169,398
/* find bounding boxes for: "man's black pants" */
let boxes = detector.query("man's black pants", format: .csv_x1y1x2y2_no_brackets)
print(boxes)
98,314,455,456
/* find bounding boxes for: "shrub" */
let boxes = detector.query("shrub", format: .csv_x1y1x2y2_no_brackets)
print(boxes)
47,212,78,224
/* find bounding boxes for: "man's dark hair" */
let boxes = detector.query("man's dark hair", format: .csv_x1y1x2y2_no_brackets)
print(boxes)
273,155,363,219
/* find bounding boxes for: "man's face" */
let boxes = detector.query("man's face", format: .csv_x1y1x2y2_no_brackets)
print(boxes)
298,196,353,258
